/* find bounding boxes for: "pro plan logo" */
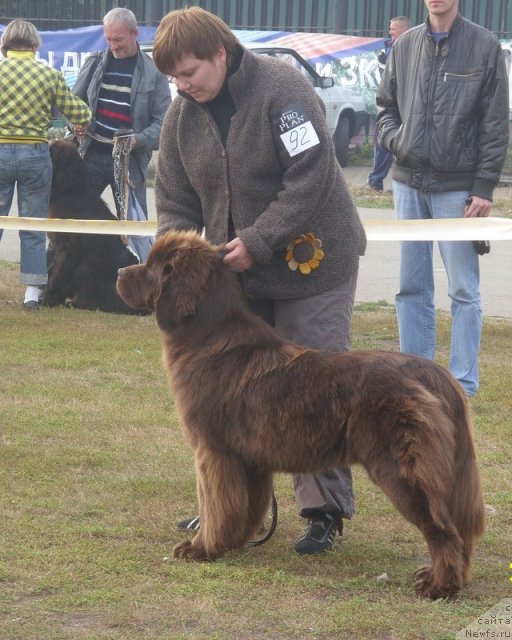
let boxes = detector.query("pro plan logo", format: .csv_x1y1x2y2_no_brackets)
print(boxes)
277,106,308,133
456,599,512,639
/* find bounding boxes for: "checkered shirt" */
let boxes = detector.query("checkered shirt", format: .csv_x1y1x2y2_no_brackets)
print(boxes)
0,51,91,143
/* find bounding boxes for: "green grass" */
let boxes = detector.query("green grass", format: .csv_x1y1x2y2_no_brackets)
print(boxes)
348,139,374,166
349,182,512,218
0,264,511,640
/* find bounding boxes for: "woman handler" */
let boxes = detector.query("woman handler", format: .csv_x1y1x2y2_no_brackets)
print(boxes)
152,7,366,554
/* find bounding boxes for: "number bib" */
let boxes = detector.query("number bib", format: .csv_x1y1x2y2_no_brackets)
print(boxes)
275,104,320,157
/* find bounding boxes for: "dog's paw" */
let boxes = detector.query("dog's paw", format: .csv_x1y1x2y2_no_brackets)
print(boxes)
172,539,209,561
414,565,434,596
414,566,459,600
38,288,62,307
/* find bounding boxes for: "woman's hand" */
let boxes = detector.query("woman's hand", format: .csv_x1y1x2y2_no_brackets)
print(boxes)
223,237,254,272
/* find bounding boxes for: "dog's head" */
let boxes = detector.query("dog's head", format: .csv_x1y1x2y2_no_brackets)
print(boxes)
49,140,88,198
116,230,225,330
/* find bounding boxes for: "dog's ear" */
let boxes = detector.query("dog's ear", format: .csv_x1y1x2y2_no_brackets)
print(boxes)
154,249,215,330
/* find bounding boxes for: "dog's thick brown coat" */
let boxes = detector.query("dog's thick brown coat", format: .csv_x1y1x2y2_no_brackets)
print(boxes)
116,230,485,599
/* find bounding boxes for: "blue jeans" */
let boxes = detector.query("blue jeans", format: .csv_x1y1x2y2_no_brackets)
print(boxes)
0,143,51,285
368,141,393,190
84,147,148,218
393,181,481,396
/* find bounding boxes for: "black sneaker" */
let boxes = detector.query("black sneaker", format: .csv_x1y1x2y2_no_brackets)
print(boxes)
176,515,200,532
294,512,343,555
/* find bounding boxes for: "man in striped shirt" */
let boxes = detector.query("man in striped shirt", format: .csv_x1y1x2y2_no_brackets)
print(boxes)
72,8,171,218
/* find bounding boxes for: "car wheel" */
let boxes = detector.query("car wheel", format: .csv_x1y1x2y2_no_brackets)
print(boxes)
334,116,351,167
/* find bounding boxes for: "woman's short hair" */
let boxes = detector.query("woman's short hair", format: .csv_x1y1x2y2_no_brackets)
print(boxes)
103,8,138,32
1,19,41,57
153,7,239,75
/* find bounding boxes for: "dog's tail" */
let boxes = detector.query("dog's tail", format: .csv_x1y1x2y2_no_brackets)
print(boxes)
446,382,485,576
391,377,485,573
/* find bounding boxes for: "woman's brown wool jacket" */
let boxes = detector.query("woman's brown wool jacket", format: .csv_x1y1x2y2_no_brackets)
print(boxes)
156,46,367,300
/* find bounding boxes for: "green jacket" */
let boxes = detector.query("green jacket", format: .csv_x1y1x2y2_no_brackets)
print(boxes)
156,46,366,300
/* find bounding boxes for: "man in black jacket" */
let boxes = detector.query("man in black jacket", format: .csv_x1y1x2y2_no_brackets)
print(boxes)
376,0,509,397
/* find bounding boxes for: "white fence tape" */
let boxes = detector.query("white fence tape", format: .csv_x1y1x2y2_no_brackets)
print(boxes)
364,217,512,241
0,216,155,236
1,215,512,241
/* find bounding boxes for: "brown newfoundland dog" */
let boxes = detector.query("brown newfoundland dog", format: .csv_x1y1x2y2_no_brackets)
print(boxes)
117,230,485,599
39,140,143,314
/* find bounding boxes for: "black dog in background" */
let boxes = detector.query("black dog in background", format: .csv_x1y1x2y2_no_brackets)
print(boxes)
40,140,146,315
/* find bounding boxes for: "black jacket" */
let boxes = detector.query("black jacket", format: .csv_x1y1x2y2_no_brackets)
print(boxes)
376,14,509,200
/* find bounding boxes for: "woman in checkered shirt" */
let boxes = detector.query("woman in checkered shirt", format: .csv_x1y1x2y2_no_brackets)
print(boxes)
0,20,91,310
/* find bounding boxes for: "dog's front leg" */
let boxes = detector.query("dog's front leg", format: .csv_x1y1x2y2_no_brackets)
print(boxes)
39,283,66,307
172,443,251,561
47,239,81,293
172,458,209,561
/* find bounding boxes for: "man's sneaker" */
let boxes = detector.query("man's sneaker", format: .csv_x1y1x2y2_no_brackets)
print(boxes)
176,515,200,532
294,512,343,555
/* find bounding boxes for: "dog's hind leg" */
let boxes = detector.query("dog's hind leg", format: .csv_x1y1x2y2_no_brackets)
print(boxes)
172,443,255,561
369,466,465,599
413,526,465,600
375,389,473,598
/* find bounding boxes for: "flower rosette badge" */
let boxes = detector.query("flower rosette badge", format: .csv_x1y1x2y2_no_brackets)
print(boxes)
285,232,324,275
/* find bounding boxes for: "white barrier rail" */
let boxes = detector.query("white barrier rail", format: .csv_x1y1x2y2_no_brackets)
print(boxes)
364,217,512,241
1,215,512,241
0,216,155,236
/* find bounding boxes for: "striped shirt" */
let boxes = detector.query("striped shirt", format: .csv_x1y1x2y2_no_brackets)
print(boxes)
0,50,91,144
92,54,136,145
